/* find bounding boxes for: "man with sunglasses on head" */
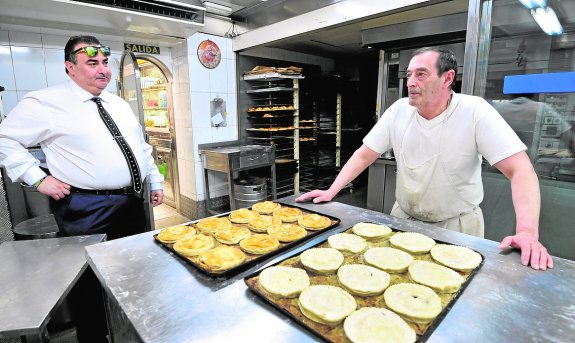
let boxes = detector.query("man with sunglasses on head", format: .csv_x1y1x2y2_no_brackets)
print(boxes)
0,34,164,237
0,35,165,341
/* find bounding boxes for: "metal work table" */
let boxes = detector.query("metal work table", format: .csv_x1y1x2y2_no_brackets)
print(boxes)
85,197,575,343
199,141,277,213
0,234,106,342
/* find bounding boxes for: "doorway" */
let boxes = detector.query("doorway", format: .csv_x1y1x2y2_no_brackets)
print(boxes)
118,52,184,228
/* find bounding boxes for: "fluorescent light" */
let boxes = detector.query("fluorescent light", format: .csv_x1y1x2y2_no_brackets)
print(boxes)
531,7,563,35
203,1,232,16
518,0,546,9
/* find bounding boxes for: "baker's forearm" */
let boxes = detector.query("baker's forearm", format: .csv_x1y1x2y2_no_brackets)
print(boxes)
510,164,541,239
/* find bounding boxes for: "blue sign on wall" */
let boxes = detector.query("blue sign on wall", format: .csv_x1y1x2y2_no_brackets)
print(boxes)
503,72,575,94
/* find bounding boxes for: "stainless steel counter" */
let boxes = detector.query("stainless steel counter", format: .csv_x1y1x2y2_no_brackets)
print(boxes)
85,197,575,343
0,234,105,341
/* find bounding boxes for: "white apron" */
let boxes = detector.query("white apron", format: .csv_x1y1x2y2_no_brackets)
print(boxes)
391,110,485,237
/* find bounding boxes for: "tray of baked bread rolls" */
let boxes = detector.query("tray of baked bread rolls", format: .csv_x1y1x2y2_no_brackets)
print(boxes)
153,202,340,277
244,223,485,343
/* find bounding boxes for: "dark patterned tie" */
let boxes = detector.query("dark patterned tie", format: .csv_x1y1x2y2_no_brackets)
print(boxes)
91,97,143,196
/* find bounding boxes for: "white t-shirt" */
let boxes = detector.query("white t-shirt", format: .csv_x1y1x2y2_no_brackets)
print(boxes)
363,92,526,211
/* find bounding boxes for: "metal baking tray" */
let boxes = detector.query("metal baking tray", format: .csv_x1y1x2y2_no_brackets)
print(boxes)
153,203,341,278
244,224,485,342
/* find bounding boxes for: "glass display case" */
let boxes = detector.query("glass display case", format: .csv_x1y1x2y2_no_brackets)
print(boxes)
119,52,179,210
139,60,170,132
472,0,575,260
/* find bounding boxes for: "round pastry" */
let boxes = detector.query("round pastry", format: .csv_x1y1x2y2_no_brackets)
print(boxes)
228,208,259,224
259,266,310,298
248,215,282,233
337,264,390,296
343,307,416,343
351,222,393,240
384,283,442,324
214,226,252,245
267,223,307,243
196,217,232,235
197,246,246,273
173,234,215,257
430,244,482,272
389,232,436,254
299,248,344,274
298,285,357,326
408,260,465,293
273,207,303,222
298,214,331,230
363,247,414,273
327,233,367,255
239,234,280,255
157,225,196,244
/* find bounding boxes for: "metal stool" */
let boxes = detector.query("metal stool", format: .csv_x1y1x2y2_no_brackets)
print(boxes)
12,214,59,240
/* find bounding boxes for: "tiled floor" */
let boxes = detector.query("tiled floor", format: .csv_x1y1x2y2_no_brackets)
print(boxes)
153,203,191,229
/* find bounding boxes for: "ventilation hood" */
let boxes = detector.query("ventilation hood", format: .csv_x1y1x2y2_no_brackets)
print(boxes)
0,0,205,40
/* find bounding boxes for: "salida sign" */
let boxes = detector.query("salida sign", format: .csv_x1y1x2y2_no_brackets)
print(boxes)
124,44,161,54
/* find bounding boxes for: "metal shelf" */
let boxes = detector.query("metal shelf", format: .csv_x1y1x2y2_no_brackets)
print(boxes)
243,73,304,81
245,87,297,94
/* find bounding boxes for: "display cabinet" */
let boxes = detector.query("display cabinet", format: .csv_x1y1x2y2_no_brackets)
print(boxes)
140,62,169,132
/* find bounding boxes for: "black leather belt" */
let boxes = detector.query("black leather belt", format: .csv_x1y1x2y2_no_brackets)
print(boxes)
70,186,135,196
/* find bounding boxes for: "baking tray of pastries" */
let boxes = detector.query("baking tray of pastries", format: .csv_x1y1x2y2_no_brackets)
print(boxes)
153,202,341,277
244,223,484,343
248,105,296,112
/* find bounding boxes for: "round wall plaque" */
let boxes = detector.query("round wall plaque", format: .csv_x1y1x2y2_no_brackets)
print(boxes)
197,40,221,69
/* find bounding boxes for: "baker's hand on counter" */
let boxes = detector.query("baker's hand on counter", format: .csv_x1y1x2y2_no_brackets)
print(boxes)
37,175,71,201
151,189,163,207
295,189,335,203
499,231,553,270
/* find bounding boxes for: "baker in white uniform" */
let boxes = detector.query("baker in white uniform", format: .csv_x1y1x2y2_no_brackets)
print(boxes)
296,47,553,271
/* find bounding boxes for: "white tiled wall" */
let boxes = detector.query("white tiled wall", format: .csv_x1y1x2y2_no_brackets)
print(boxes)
0,27,173,114
174,33,238,202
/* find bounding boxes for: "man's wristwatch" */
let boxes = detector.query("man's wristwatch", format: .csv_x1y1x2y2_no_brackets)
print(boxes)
33,176,47,188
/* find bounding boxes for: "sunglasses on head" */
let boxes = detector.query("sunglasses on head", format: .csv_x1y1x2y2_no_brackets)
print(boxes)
71,45,111,58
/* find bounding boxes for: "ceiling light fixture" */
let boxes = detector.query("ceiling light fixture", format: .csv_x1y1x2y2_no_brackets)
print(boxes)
203,1,233,16
531,6,563,35
518,0,546,9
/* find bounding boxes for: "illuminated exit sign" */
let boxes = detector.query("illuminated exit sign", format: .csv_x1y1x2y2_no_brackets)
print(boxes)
124,44,161,54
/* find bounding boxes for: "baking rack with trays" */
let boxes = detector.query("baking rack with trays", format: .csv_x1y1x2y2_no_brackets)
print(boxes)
153,203,341,277
244,224,485,343
244,74,304,198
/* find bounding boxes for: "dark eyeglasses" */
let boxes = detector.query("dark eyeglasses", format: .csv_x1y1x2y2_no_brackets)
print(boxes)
70,46,111,58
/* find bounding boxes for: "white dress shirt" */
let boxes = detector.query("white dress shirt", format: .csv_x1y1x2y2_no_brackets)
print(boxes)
0,80,164,190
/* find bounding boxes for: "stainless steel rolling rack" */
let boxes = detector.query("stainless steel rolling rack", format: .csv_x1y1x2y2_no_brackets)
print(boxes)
243,71,303,198
199,141,277,214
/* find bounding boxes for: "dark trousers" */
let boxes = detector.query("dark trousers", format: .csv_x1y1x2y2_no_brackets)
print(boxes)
50,193,146,240
50,193,146,342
